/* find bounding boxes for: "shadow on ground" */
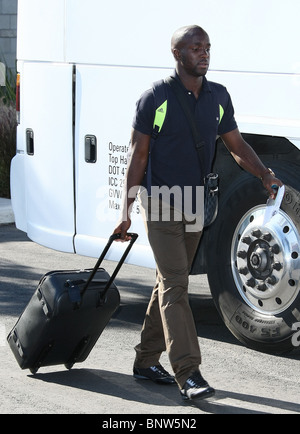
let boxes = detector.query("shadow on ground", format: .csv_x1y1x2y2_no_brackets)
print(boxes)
30,368,300,414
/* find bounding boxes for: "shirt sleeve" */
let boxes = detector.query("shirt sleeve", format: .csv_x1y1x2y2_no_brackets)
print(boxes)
132,88,155,135
217,89,238,135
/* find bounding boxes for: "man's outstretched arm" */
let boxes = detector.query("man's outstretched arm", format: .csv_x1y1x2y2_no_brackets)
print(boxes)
221,128,283,198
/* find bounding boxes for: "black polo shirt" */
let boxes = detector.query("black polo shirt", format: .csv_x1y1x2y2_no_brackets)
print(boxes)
132,71,237,212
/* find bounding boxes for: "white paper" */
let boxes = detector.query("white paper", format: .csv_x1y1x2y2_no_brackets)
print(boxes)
263,185,285,226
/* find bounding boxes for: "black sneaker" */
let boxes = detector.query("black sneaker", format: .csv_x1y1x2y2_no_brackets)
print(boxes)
133,364,176,384
180,371,215,401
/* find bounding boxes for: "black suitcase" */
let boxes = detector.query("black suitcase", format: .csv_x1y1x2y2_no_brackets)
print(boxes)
7,233,138,374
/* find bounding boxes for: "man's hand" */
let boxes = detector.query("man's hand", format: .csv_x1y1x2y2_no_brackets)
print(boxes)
261,172,283,200
113,218,132,242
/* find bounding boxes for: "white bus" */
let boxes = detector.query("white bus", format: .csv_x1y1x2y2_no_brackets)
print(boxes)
11,0,300,354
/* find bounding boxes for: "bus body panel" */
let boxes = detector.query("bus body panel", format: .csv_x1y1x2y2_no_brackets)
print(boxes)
12,0,300,263
11,61,75,252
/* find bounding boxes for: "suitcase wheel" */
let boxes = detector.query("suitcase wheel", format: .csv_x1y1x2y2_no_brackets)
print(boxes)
65,363,74,370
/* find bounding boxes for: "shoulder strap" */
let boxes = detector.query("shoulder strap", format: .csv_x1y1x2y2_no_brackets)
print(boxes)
164,76,206,176
146,80,168,194
164,76,202,145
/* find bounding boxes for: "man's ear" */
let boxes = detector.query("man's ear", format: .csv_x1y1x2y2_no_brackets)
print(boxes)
172,48,181,61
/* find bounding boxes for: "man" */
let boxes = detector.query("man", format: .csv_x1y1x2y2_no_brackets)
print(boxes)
114,25,282,401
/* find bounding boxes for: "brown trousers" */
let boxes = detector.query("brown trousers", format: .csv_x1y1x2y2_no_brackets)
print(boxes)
134,193,203,388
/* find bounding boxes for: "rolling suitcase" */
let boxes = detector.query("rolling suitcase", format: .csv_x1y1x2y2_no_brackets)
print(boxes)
7,233,138,374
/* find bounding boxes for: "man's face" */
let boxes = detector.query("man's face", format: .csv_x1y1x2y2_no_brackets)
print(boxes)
176,30,211,77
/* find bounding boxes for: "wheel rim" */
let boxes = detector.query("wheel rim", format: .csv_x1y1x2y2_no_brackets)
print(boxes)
231,205,300,315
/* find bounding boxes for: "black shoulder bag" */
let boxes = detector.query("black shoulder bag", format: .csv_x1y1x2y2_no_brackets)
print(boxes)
165,76,218,227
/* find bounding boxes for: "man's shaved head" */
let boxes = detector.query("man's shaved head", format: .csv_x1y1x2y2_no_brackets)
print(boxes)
171,25,209,51
170,25,211,79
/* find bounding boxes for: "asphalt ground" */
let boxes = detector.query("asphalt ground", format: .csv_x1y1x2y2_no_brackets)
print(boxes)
0,223,300,416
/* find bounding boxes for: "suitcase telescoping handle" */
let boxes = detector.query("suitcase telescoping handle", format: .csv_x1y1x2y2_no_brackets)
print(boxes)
81,233,138,300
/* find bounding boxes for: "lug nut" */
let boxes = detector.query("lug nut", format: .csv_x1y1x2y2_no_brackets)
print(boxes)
273,262,283,271
237,250,247,259
267,275,277,285
271,244,280,254
242,236,252,245
239,267,249,276
252,229,262,238
246,278,256,288
262,232,273,242
257,283,267,291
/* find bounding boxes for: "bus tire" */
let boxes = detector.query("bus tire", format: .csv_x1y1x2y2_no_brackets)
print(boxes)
207,162,300,354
